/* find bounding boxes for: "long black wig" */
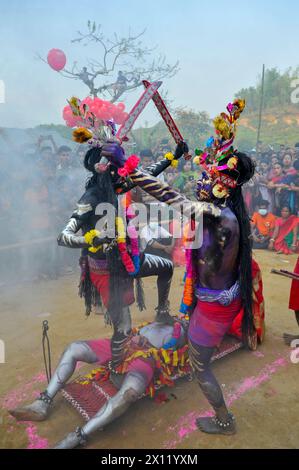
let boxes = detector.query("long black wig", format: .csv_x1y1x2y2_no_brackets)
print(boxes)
81,147,144,327
227,151,255,343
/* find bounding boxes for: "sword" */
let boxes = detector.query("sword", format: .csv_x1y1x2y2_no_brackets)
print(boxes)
116,81,162,141
142,80,190,159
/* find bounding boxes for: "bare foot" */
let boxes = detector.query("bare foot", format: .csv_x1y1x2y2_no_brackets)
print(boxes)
196,416,236,435
283,333,299,346
54,428,86,449
9,399,50,422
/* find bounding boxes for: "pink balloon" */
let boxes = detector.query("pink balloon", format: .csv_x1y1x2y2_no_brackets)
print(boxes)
117,102,125,112
63,96,127,127
47,49,66,71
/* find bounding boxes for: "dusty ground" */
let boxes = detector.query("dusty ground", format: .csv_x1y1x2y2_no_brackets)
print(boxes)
0,250,298,449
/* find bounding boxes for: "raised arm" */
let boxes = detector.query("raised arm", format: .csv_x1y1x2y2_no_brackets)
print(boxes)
128,168,220,219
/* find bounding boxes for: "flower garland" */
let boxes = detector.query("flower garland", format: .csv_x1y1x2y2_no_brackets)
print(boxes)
116,215,139,275
180,222,196,316
84,204,140,275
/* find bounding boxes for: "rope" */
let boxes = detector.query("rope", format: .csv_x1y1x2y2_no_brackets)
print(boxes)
42,320,52,384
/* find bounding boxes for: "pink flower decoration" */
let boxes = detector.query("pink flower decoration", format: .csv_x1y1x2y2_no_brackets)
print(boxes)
117,155,140,177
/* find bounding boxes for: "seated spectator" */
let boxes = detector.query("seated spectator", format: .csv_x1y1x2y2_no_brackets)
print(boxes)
269,206,299,254
251,200,276,249
139,219,174,260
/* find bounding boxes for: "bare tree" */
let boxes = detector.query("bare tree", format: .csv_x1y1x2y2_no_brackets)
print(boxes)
40,22,179,102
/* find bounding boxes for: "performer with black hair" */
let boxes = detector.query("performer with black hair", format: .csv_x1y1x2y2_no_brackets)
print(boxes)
121,99,263,435
56,99,188,369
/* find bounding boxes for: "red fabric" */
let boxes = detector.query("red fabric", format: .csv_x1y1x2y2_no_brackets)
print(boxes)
89,271,135,308
274,215,299,255
188,297,242,347
86,337,154,385
289,256,299,311
228,259,265,343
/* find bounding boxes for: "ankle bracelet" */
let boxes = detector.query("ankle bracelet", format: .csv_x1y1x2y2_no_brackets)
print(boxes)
38,391,53,405
214,413,235,429
76,427,87,445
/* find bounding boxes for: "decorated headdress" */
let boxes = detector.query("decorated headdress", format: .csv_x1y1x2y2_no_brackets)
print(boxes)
193,98,246,200
62,96,140,173
63,96,128,146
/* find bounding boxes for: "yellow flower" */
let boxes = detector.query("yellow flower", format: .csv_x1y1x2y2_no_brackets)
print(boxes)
73,127,93,143
227,156,238,169
213,116,231,140
193,155,201,166
171,159,179,168
84,229,100,245
234,98,246,112
212,183,229,199
116,217,126,241
164,152,174,161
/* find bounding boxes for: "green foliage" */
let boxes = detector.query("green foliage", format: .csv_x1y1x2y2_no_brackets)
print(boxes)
133,108,212,151
235,66,299,112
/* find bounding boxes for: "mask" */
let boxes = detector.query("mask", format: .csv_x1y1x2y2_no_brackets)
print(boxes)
259,209,268,216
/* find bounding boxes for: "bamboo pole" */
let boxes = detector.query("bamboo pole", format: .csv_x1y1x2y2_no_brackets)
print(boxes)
256,64,265,153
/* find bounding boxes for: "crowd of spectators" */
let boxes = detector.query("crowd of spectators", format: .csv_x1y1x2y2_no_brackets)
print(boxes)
137,139,299,258
0,133,87,284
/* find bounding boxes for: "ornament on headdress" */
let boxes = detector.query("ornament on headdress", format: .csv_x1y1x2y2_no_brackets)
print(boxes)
63,96,128,147
194,98,245,199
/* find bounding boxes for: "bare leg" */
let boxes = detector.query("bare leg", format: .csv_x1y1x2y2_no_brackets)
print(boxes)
54,371,148,449
283,311,299,346
189,340,236,435
137,254,174,324
110,306,132,368
9,341,98,421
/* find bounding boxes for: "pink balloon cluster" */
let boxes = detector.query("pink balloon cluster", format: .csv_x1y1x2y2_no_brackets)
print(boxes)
63,97,128,128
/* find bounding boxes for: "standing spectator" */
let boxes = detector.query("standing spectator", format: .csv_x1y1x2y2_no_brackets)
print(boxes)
56,145,73,173
268,162,297,212
282,153,297,176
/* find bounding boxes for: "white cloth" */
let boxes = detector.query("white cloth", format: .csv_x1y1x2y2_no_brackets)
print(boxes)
139,223,172,252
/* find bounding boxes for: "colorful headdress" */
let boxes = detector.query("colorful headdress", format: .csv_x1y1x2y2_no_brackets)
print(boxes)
193,99,245,200
63,96,128,147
